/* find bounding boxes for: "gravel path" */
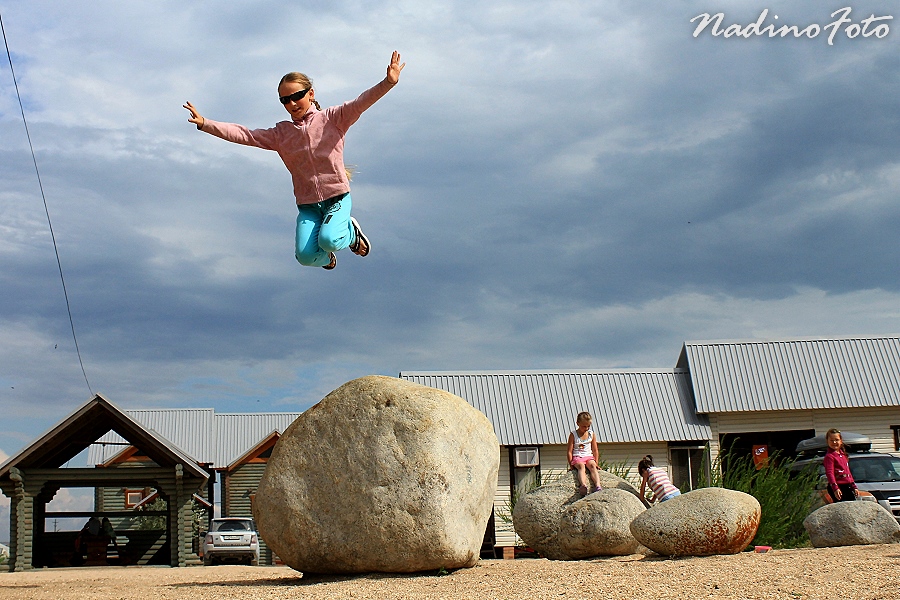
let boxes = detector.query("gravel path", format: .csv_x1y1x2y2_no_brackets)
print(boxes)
1,544,899,600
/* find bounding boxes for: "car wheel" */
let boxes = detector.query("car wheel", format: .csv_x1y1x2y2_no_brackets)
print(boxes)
250,558,259,566
203,554,213,566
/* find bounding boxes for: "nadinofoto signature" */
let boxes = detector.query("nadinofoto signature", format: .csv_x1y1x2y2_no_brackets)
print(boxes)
691,7,892,44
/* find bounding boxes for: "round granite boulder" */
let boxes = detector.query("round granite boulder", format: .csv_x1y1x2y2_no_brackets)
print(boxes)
253,376,500,574
630,487,760,556
558,488,646,558
513,475,645,560
804,499,900,548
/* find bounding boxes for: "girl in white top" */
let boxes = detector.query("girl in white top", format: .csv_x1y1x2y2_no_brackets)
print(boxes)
566,412,603,496
638,455,681,503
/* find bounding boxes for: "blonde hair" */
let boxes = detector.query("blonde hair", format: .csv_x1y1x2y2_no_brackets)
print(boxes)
279,72,321,110
280,72,353,181
576,411,592,425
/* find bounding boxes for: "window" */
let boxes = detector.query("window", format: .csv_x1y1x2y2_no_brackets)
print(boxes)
514,447,539,468
509,446,541,495
669,445,708,491
124,489,145,508
891,425,900,452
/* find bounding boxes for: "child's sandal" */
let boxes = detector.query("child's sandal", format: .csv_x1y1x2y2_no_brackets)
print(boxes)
350,217,370,257
322,252,337,270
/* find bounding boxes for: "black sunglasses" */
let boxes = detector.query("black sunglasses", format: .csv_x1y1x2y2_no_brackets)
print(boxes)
279,88,311,105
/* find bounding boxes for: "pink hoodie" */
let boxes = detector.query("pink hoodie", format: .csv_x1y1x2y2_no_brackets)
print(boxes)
199,79,395,205
823,448,857,491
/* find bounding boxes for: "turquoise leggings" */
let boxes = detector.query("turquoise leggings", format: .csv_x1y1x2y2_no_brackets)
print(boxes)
295,193,356,267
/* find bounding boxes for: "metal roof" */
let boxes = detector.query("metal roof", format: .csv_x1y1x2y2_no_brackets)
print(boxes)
2,395,208,481
215,412,300,467
87,409,300,469
89,408,215,466
679,335,900,413
399,370,710,446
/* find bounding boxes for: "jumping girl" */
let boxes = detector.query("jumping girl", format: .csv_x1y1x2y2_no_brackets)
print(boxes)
183,51,405,270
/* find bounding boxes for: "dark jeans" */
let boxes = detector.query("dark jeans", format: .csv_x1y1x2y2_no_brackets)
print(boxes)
828,483,857,502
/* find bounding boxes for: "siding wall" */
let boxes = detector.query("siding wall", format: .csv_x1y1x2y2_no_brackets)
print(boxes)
95,463,171,531
223,463,274,565
493,450,515,547
708,406,900,462
811,407,900,454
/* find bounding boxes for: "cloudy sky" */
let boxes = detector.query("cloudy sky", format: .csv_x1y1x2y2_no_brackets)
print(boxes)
1,0,898,475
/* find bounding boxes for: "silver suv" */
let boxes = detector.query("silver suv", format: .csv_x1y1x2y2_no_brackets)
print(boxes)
202,517,260,566
791,432,900,523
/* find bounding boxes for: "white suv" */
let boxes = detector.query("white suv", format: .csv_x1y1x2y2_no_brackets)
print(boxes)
202,517,260,566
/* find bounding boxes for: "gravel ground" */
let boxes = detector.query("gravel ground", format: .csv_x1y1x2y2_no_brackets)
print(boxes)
1,544,899,600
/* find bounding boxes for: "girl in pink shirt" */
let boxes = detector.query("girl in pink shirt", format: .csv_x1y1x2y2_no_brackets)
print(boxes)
184,51,405,270
823,428,858,502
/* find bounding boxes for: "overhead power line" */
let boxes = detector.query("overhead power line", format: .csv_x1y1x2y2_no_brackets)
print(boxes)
1,13,93,396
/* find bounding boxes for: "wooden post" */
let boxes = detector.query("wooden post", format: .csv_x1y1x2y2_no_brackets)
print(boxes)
9,468,27,572
176,464,185,567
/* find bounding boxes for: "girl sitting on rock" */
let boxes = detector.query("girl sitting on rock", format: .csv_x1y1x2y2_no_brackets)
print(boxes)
566,412,603,497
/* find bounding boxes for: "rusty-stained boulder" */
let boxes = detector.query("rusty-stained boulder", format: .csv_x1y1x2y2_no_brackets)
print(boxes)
513,477,645,560
629,487,760,556
253,376,500,574
804,499,900,548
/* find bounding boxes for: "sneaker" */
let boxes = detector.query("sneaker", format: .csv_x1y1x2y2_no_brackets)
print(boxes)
592,486,603,494
322,252,337,270
577,485,588,498
349,217,370,256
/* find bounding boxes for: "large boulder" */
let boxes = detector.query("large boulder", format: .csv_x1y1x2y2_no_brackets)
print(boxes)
804,500,900,548
253,376,500,574
512,476,645,560
630,487,760,556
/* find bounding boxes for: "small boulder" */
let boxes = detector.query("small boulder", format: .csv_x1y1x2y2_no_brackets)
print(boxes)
630,487,760,556
253,376,500,574
804,500,900,548
512,484,577,559
513,475,645,560
558,489,646,558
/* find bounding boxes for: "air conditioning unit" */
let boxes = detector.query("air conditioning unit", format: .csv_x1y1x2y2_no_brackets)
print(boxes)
514,446,539,468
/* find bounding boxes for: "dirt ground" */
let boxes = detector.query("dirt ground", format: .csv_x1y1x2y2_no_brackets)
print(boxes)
1,544,899,600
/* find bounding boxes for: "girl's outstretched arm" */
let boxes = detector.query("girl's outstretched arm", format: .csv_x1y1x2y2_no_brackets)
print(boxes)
183,101,205,129
386,50,405,85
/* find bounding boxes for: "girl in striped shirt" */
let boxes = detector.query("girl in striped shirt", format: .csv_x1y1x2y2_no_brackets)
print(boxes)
638,455,681,504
